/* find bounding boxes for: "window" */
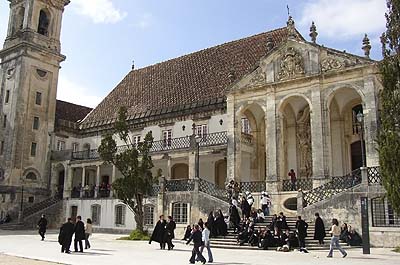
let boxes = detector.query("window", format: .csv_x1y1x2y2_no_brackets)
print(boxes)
162,130,172,147
28,196,34,203
5,90,10,104
72,142,79,152
372,197,400,227
35,92,42,105
91,204,101,226
172,202,188,224
195,124,208,138
115,205,126,226
33,117,39,130
3,115,6,128
241,118,251,134
26,172,37,180
31,142,37,156
0,168,4,180
0,141,4,155
57,140,65,151
132,135,141,146
352,104,363,135
37,10,49,36
144,205,154,225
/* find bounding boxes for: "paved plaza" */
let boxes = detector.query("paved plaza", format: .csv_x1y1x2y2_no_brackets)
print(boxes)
0,231,399,265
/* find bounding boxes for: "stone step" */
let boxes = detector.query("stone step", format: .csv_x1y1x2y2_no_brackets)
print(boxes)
0,223,26,230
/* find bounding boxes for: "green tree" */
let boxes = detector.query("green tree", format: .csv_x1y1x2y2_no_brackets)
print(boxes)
378,0,400,213
98,107,155,232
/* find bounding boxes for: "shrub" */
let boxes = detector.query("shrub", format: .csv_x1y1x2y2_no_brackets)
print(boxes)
117,229,150,241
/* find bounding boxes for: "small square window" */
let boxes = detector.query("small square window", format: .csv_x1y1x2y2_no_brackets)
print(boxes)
35,92,42,105
3,115,6,128
0,141,4,155
31,142,37,156
72,142,79,152
33,117,40,130
5,90,10,104
57,141,65,151
28,196,34,203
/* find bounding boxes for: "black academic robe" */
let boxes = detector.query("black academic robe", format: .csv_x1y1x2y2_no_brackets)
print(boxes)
296,219,308,239
59,222,74,247
229,205,240,226
314,217,326,240
165,220,176,239
240,200,251,218
74,220,86,241
215,214,227,236
38,217,48,232
207,214,216,237
150,220,166,243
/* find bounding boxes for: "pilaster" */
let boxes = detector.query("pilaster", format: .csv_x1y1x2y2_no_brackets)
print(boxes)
363,77,379,167
265,92,278,193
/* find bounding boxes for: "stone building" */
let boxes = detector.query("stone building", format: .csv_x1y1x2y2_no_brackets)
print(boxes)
0,1,398,246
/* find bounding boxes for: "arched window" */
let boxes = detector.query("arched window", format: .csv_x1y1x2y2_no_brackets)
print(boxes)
26,172,37,180
171,163,189,179
91,204,101,225
37,9,50,36
115,204,126,226
172,202,188,224
144,205,154,226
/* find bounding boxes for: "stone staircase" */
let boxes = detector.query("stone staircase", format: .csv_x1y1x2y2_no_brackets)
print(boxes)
210,216,357,251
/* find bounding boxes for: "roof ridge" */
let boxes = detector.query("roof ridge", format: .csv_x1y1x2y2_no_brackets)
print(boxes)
56,99,92,110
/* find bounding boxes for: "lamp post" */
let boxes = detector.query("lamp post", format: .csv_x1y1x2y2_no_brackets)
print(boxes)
195,135,201,179
18,185,24,223
356,111,365,167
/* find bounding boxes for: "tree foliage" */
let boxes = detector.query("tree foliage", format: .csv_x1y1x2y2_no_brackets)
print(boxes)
378,0,400,213
98,107,155,232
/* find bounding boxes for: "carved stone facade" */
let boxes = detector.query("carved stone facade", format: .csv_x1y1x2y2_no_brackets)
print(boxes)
277,47,305,81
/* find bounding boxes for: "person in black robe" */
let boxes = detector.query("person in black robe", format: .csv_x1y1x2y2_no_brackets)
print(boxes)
37,214,48,241
149,215,167,249
314,213,326,245
186,224,206,264
198,218,204,230
229,202,240,233
207,211,216,237
183,225,192,240
258,229,276,250
215,210,227,236
165,216,176,250
276,212,288,235
269,214,278,235
295,216,309,252
74,215,85,252
347,225,362,246
59,218,74,254
240,196,251,219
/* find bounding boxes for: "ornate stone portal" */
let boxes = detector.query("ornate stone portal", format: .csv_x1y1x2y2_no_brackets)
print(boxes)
277,47,305,81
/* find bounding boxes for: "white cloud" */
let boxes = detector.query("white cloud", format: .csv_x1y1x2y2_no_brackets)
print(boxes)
299,0,386,39
133,13,153,29
71,0,127,24
57,74,102,108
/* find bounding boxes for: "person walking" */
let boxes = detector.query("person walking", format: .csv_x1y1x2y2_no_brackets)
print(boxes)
58,218,74,254
288,169,297,191
85,218,93,249
37,214,48,241
186,224,206,264
314,213,326,245
229,200,240,233
200,222,213,263
165,216,176,250
327,218,347,258
260,192,272,216
74,216,85,252
296,216,309,253
149,215,167,249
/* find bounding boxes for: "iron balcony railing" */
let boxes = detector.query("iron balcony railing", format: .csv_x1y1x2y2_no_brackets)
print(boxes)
282,178,313,191
71,131,228,160
165,179,195,192
367,166,381,185
199,178,229,201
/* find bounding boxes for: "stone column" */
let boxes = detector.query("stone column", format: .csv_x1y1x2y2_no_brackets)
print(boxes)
80,166,85,198
110,165,116,197
95,165,100,198
188,152,196,179
265,92,278,193
166,156,172,179
226,95,239,182
363,77,379,167
64,165,73,199
310,87,328,187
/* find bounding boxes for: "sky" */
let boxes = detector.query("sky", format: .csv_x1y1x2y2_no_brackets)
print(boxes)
0,0,388,108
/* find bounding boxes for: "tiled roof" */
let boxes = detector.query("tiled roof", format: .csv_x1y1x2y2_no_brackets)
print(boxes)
55,100,92,123
82,27,291,126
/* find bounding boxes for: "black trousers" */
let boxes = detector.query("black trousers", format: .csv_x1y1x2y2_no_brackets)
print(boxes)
159,242,166,249
298,236,306,249
61,239,72,253
166,236,174,250
39,229,46,239
74,239,83,252
190,245,206,263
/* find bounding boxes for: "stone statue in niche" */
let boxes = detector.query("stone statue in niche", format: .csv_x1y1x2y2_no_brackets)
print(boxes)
296,108,312,178
278,47,305,81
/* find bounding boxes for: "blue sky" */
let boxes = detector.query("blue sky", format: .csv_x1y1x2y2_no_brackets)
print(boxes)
0,0,387,108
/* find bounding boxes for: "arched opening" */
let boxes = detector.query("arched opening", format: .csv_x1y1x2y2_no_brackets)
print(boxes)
37,9,50,36
327,87,363,175
239,103,266,182
279,96,312,181
215,159,227,188
171,163,189,179
55,164,65,199
26,172,37,180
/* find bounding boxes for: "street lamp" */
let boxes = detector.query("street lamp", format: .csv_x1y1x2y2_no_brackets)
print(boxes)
356,111,365,168
195,135,202,179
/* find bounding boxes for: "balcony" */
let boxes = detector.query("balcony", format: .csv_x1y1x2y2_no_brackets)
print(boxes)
51,149,72,161
71,131,228,161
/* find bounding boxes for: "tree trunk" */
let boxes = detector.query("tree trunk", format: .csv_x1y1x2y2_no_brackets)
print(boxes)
134,194,144,232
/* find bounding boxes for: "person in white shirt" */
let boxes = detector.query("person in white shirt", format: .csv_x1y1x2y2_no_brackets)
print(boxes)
200,222,213,263
260,192,272,216
327,218,347,258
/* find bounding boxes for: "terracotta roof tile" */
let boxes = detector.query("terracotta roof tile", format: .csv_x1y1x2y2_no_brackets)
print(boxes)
55,100,92,123
82,27,290,126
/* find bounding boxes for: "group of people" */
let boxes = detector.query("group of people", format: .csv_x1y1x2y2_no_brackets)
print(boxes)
149,215,176,250
58,216,93,254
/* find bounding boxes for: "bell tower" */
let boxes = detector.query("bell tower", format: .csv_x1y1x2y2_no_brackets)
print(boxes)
0,0,69,212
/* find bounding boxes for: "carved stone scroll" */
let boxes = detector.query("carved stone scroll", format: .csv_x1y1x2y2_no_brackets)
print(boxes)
277,47,305,81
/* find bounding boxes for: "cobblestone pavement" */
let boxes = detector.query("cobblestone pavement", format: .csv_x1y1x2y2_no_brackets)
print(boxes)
0,230,399,265
0,254,62,265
